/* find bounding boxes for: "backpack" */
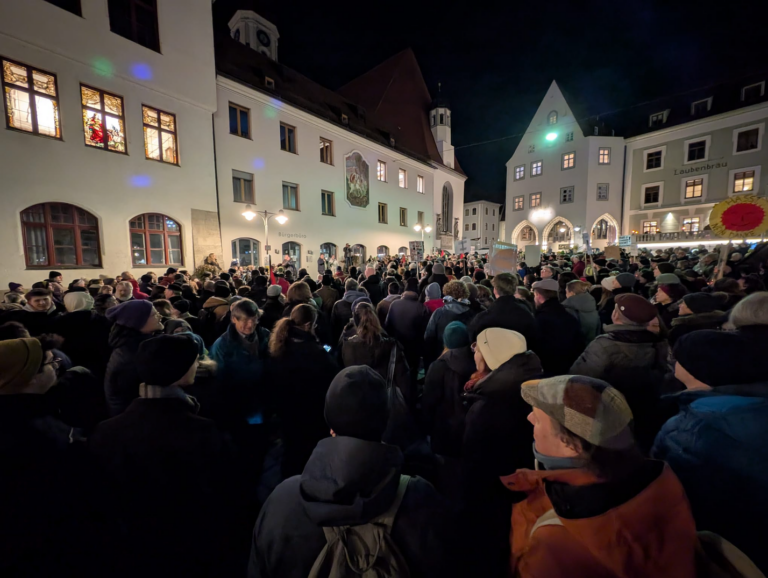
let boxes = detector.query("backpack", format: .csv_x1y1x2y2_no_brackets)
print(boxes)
307,475,412,578
197,306,220,347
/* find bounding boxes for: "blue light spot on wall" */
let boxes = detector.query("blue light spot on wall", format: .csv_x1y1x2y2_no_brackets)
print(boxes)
130,175,152,187
131,63,153,80
269,98,282,109
252,158,265,170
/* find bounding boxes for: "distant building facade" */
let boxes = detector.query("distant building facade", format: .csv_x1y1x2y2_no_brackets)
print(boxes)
462,201,501,250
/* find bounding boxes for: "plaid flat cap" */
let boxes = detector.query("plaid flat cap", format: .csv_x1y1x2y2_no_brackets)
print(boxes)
521,375,634,449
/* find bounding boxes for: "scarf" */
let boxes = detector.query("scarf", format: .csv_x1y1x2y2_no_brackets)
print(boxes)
464,368,491,392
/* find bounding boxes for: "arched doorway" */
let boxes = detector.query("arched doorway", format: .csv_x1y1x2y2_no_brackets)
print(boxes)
519,225,536,243
376,245,389,258
231,238,260,268
320,242,337,260
351,244,366,268
282,241,301,268
547,220,573,248
398,246,407,255
511,219,539,247
441,182,453,234
590,213,620,249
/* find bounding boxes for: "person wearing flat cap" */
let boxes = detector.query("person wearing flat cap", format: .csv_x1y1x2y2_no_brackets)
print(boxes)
531,278,584,376
570,293,671,452
653,328,768,572
248,365,451,578
502,375,698,578
90,334,241,576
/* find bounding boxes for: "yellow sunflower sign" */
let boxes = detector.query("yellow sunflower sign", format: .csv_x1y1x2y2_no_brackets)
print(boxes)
709,195,768,238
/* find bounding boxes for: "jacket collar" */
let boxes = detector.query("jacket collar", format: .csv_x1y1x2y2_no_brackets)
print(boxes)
670,310,724,327
602,324,661,344
401,291,418,301
668,381,768,406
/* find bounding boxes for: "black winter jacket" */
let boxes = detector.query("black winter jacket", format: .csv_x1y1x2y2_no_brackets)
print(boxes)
104,324,155,416
534,298,585,376
468,294,539,351
361,273,384,306
258,297,284,332
384,291,429,350
51,310,113,378
330,289,368,346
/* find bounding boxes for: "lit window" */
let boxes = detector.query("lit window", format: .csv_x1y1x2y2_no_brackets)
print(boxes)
531,160,542,176
398,169,407,188
378,203,388,224
644,185,660,204
548,111,557,125
514,196,523,211
530,192,541,208
646,150,663,170
687,140,707,162
514,165,525,180
280,122,297,153
232,238,260,268
142,105,178,164
319,138,333,164
21,203,100,267
565,132,574,142
417,175,424,193
232,170,254,203
642,221,658,234
597,183,609,200
130,213,182,266
736,128,760,153
562,152,575,169
560,186,574,204
377,161,387,181
598,148,610,164
282,182,299,210
2,58,61,138
228,103,250,138
734,170,755,193
520,226,534,242
682,217,700,232
81,85,126,153
684,178,703,199
108,0,160,52
321,190,334,216
399,207,407,226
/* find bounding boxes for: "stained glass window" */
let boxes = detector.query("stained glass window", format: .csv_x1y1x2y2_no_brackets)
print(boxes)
2,58,61,138
129,213,182,266
143,105,178,164
20,203,101,267
81,84,126,153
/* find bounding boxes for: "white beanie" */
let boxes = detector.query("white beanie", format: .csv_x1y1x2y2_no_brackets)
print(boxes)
476,327,527,371
63,291,94,312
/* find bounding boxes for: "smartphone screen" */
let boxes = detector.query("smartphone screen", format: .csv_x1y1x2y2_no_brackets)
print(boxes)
323,345,331,352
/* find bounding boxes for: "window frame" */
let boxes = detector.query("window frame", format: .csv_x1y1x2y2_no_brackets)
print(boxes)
649,110,668,127
680,174,708,203
464,209,469,216
80,83,127,154
560,186,574,204
561,151,575,170
129,212,182,267
464,224,469,231
319,137,333,165
228,103,250,138
280,122,297,154
142,104,178,165
548,111,558,125
513,195,524,211
282,181,300,211
691,97,712,115
530,192,542,208
681,217,700,232
399,207,407,227
398,168,407,189
741,81,765,101
321,190,335,216
598,147,611,165
107,0,160,53
596,183,609,201
377,160,387,182
232,170,254,204
733,124,764,155
528,144,536,153
641,181,664,208
1,57,62,140
683,135,710,165
417,211,424,225
642,220,659,234
514,164,525,181
531,160,543,177
472,208,477,215
643,146,666,172
378,202,388,224
21,203,101,269
728,165,761,196
565,132,574,142
417,175,424,193
471,223,476,231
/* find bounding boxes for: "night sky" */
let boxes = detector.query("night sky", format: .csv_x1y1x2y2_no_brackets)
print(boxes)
223,0,768,204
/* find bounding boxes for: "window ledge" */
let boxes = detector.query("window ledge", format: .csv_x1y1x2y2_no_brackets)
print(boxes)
25,265,104,270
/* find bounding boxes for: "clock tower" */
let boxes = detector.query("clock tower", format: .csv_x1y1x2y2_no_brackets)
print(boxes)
228,10,279,61
430,85,455,169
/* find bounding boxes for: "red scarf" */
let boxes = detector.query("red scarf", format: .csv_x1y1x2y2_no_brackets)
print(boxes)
464,369,491,392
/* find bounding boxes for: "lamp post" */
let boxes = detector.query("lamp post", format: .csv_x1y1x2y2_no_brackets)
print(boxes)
241,204,287,271
413,223,432,278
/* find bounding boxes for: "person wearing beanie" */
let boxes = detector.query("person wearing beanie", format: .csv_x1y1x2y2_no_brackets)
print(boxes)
196,281,232,346
46,271,64,302
90,334,242,576
635,268,656,298
424,281,445,314
570,293,670,451
562,279,601,344
361,264,383,306
459,328,544,576
597,271,636,327
376,279,401,326
502,375,698,578
329,278,368,346
531,277,584,376
424,281,478,368
667,292,728,346
104,300,164,416
8,282,24,295
418,261,450,303
170,298,202,336
653,330,768,571
258,285,286,333
654,282,688,327
164,282,183,300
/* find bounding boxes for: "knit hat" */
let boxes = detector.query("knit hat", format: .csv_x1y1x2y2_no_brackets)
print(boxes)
600,276,615,291
683,269,701,279
639,269,655,283
219,273,231,282
405,278,419,293
674,330,763,387
105,300,155,330
460,276,473,284
425,282,442,300
63,291,94,312
167,283,183,292
614,293,657,324
682,292,728,314
276,267,285,275
136,334,199,387
656,262,675,274
172,299,190,314
444,321,470,350
656,273,681,285
0,338,43,393
164,267,178,275
432,263,445,275
48,271,62,279
8,282,22,292
325,366,390,442
476,328,527,371
521,375,634,449
213,281,231,298
593,259,607,267
267,285,282,297
532,279,558,292
615,272,636,288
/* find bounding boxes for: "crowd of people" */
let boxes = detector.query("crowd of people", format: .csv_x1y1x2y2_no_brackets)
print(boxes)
0,242,766,577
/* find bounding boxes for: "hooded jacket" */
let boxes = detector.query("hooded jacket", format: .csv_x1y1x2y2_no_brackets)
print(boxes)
502,462,698,578
384,291,429,351
562,292,601,343
424,298,477,360
202,296,230,322
104,324,155,416
248,436,450,578
331,289,367,345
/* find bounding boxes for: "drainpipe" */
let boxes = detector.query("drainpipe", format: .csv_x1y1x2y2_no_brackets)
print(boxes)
212,114,223,264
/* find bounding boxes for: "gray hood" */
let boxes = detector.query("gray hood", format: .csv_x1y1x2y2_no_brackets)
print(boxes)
342,289,367,303
562,292,597,313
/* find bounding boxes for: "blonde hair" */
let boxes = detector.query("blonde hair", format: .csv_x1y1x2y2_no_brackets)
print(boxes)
286,281,312,303
152,299,173,318
566,280,590,295
443,280,469,300
269,303,316,357
354,302,383,346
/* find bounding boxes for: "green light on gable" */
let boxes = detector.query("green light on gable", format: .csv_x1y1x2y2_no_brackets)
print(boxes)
545,132,558,141
92,57,114,78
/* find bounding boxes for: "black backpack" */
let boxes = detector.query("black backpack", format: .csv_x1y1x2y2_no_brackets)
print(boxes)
197,306,221,348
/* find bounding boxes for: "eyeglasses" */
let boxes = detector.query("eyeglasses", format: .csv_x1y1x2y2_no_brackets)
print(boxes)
470,342,477,353
38,357,61,373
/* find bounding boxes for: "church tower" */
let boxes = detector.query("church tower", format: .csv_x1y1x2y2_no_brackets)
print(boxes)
430,85,454,169
228,10,280,61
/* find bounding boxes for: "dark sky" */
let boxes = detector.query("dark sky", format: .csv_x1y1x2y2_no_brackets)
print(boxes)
234,0,768,204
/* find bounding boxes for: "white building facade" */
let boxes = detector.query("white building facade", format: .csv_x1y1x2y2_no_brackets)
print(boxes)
461,201,501,250
0,0,219,287
504,81,624,254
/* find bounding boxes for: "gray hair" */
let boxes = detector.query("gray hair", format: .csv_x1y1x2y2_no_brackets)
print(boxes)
231,298,259,320
345,279,359,292
730,292,768,328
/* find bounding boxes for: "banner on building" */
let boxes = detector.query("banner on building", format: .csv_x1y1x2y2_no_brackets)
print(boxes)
485,241,518,276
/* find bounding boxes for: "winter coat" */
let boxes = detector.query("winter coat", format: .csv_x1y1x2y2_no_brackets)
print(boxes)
667,310,725,347
51,310,113,377
598,286,633,327
248,436,451,578
424,298,444,314
384,291,429,352
534,298,585,376
341,334,412,405
282,300,331,346
422,346,476,457
653,382,768,573
272,327,339,479
570,324,671,452
424,299,477,362
468,294,539,351
314,285,339,317
104,324,155,416
376,294,400,326
89,396,242,577
0,308,61,337
125,278,148,299
247,286,268,309
572,259,585,278
656,299,682,328
259,296,284,332
460,352,544,578
502,462,698,578
202,296,230,322
276,277,289,295
361,273,384,306
562,292,600,343
330,289,367,345
418,273,449,302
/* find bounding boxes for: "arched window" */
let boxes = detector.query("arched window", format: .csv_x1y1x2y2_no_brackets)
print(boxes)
547,221,572,244
231,238,260,267
351,244,366,266
376,245,389,257
398,246,408,255
520,225,535,242
21,203,101,267
282,241,301,266
592,219,609,240
441,183,453,233
320,242,337,259
130,213,182,266
548,111,558,125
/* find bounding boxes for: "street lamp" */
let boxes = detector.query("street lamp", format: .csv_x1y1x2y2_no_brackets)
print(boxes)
413,223,432,241
241,204,287,270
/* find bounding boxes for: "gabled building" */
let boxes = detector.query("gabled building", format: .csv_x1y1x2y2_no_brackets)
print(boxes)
461,200,501,251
